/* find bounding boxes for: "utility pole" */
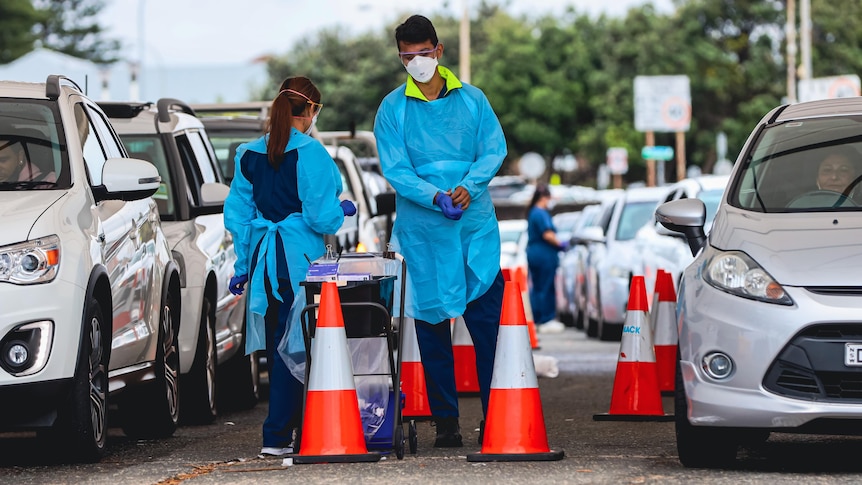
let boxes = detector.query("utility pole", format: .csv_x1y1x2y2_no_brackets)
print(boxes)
799,0,812,81
459,1,471,84
786,0,797,103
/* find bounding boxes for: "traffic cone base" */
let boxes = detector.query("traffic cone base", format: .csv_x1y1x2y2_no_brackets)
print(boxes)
467,281,564,462
593,276,672,422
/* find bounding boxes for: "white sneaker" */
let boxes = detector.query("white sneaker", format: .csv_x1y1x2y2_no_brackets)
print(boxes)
259,446,293,457
537,320,565,334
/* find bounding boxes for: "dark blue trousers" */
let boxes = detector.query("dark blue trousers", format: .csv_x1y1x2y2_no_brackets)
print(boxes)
258,234,303,448
415,270,504,418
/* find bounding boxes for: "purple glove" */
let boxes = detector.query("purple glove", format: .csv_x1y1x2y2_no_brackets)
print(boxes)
340,200,357,216
435,193,463,220
558,240,570,251
229,274,248,296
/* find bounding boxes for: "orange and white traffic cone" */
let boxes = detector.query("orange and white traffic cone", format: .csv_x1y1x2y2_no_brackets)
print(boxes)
401,317,432,419
513,266,540,350
593,276,672,422
467,281,564,462
452,315,480,395
295,282,381,464
648,269,667,335
653,271,678,395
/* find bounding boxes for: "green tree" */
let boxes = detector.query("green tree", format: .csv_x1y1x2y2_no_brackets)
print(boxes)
0,0,41,63
32,0,121,64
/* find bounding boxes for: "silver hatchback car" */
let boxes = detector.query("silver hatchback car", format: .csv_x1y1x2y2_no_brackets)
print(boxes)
656,97,862,468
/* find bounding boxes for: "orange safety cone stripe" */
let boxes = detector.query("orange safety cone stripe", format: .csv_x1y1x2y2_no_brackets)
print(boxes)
301,389,368,455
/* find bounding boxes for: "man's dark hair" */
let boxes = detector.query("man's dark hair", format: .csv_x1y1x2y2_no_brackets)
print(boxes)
394,15,438,48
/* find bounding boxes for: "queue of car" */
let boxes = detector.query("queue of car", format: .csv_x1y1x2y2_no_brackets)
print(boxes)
0,75,398,464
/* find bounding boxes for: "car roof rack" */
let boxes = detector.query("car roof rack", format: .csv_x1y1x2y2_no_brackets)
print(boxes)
97,101,154,119
156,98,196,123
45,74,83,99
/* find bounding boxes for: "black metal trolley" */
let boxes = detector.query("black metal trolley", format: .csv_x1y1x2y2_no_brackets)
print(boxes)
297,252,409,459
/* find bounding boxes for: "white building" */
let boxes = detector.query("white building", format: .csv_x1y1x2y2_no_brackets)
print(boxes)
0,48,269,103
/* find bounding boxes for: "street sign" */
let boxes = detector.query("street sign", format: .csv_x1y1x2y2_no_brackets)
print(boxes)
641,145,674,161
634,75,691,132
798,75,861,103
518,152,546,180
606,147,628,175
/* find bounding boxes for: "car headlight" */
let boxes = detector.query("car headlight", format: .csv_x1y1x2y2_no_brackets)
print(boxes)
0,235,61,285
702,247,792,305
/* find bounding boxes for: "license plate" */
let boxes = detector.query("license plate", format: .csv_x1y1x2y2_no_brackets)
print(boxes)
845,343,862,366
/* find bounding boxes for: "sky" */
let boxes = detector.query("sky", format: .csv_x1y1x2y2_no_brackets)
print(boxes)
97,0,674,66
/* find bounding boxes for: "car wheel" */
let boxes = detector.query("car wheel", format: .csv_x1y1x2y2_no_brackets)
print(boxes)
675,352,737,468
218,338,260,412
181,296,218,424
54,298,108,463
120,290,180,439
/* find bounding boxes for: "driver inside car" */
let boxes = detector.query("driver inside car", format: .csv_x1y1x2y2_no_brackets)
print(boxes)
816,146,860,196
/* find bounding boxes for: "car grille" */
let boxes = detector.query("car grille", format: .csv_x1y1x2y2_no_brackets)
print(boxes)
764,324,862,402
805,287,862,297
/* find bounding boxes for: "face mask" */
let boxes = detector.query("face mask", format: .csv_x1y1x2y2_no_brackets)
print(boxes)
304,113,318,135
405,55,438,83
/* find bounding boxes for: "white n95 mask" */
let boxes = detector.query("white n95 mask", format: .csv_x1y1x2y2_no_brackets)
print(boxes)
405,56,438,83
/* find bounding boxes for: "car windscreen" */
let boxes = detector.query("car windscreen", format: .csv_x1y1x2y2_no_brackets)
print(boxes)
0,100,69,190
205,130,261,181
730,116,862,212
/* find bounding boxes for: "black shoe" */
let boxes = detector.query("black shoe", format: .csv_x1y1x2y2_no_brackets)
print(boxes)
433,417,463,448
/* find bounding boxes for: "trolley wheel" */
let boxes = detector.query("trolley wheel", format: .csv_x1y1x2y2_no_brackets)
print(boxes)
394,425,405,460
408,420,418,454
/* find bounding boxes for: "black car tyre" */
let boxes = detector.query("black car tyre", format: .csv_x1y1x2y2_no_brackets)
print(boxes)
54,297,108,463
120,291,180,438
675,353,737,468
181,296,218,424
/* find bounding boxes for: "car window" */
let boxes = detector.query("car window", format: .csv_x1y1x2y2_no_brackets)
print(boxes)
187,132,217,184
616,200,660,241
78,104,109,186
0,99,68,190
332,156,355,203
731,116,862,212
121,135,176,219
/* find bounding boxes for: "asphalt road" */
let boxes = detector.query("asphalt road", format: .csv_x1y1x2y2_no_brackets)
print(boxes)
4,328,862,484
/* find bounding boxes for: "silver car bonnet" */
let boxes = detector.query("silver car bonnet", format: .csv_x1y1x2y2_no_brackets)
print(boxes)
709,205,862,287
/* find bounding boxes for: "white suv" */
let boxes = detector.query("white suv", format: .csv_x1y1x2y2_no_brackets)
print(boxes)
0,75,182,462
100,98,259,425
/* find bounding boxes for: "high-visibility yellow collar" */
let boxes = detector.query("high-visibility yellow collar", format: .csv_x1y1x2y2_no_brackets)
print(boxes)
405,65,462,101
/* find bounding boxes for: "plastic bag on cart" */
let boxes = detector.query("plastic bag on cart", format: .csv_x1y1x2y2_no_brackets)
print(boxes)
349,338,390,441
278,286,308,383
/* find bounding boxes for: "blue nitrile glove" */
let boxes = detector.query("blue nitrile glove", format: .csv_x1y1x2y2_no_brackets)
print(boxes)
435,193,463,220
558,240,570,251
340,200,357,216
229,274,248,296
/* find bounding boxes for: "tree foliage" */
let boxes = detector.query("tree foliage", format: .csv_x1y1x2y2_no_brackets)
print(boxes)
32,0,121,64
264,0,862,185
0,0,41,63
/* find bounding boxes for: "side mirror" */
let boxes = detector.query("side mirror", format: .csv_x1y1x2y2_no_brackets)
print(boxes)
655,198,707,256
375,191,396,216
574,225,605,245
201,182,230,204
95,157,160,202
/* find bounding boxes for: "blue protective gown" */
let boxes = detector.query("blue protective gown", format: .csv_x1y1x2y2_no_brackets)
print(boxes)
373,66,507,324
224,129,345,355
526,206,560,324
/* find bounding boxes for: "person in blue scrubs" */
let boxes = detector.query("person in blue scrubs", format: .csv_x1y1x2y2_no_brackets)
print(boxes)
526,185,568,334
224,76,356,457
374,14,507,448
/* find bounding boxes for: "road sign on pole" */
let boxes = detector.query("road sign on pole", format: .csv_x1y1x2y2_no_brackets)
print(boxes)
634,76,692,133
606,147,628,175
798,75,862,103
641,146,674,161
